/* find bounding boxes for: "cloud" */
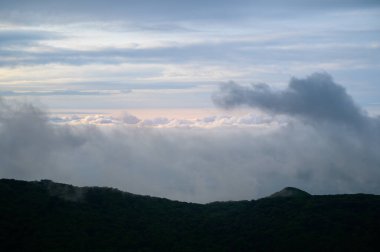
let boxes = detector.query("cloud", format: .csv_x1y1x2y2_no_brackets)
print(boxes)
0,30,61,47
48,112,280,128
0,41,243,67
1,0,378,25
1,1,378,99
121,113,140,124
211,72,380,197
1,71,380,203
213,73,368,127
0,90,131,97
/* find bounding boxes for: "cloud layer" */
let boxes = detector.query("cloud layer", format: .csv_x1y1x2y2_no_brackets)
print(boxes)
1,73,380,203
0,0,379,114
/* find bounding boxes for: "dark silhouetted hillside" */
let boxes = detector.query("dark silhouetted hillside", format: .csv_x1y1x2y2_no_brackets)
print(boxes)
269,187,311,198
1,179,379,251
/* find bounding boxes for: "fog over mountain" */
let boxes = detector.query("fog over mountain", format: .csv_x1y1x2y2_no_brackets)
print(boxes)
1,73,379,203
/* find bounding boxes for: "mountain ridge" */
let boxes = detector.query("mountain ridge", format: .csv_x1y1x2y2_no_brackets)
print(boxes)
269,186,312,198
1,178,379,251
11,178,371,203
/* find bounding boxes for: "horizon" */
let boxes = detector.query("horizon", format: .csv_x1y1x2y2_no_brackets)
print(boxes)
4,178,378,204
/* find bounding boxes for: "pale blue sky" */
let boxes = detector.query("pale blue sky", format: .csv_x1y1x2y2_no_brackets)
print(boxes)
0,0,379,117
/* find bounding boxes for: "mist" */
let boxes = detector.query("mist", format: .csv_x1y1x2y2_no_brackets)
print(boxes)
1,73,380,203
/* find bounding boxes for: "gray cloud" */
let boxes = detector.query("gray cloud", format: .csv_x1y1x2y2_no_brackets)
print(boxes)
210,72,380,198
1,72,380,203
1,35,378,69
0,30,61,46
0,43,234,66
1,0,378,24
213,73,369,127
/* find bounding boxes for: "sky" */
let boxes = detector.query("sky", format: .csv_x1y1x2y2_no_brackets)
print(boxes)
0,0,380,202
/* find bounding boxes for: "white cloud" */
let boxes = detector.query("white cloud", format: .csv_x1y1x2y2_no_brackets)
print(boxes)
48,111,281,128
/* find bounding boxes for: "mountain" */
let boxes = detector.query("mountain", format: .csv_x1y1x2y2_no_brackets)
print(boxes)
269,187,311,198
1,179,380,252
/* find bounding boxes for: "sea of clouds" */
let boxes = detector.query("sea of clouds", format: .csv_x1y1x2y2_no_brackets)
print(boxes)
1,73,379,203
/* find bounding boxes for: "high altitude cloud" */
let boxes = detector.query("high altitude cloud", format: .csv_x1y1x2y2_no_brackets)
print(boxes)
0,30,61,46
1,0,378,113
1,73,380,203
1,0,378,24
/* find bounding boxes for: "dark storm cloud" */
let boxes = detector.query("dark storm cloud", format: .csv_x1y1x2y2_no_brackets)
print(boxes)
1,73,380,203
213,73,368,127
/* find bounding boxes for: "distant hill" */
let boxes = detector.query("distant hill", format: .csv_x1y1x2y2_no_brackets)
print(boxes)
1,179,379,252
269,187,311,198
